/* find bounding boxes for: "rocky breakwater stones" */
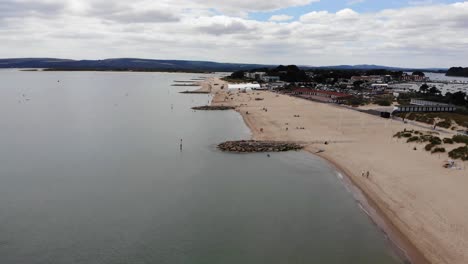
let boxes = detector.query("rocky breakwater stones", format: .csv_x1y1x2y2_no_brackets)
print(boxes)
218,140,303,153
192,105,235,110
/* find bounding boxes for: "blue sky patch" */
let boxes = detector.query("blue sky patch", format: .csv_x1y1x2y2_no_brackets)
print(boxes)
248,0,460,21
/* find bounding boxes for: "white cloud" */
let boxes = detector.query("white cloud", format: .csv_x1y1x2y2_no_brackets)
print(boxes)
0,0,467,67
269,14,294,22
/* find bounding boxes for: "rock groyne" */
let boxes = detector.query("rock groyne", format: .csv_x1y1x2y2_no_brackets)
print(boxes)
192,105,235,110
180,91,210,94
218,140,303,153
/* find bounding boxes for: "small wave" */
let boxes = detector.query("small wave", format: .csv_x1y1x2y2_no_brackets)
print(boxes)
336,172,344,179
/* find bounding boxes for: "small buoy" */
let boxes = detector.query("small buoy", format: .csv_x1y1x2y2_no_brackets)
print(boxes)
267,154,271,157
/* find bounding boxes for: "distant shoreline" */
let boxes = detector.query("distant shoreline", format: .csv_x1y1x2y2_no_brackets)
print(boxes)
19,68,216,74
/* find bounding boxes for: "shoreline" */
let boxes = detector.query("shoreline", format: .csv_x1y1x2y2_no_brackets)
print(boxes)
205,77,468,264
233,96,429,264
315,152,430,264
206,78,426,263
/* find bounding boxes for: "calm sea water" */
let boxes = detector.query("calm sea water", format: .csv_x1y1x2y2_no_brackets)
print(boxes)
0,70,401,264
424,72,468,82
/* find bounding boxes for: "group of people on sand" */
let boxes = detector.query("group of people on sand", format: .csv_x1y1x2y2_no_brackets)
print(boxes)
362,171,371,179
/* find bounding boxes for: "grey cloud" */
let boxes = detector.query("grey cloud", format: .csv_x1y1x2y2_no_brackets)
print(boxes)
196,20,250,35
0,0,65,18
1,0,468,68
105,10,180,23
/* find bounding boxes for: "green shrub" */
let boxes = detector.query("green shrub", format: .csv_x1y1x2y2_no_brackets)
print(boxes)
449,146,468,160
394,131,414,138
432,147,446,153
436,120,451,129
452,135,468,144
430,137,442,145
419,135,433,142
375,99,392,106
443,138,454,144
425,144,435,151
407,136,420,143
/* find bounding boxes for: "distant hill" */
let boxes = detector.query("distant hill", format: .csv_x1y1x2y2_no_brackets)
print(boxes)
0,58,275,72
446,67,468,77
304,64,447,72
0,58,447,73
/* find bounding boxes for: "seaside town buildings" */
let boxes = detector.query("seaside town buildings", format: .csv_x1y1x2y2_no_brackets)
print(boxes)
244,72,281,83
396,99,456,113
237,69,468,116
401,73,429,82
289,88,353,103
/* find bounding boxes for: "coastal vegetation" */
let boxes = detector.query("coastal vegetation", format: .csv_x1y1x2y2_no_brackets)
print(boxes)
446,67,468,77
449,146,468,160
343,96,369,106
452,135,468,144
394,129,468,160
432,147,446,153
374,95,393,106
394,112,468,130
412,71,425,77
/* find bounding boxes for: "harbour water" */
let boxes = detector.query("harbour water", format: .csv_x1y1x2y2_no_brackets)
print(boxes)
0,70,401,263
424,72,468,82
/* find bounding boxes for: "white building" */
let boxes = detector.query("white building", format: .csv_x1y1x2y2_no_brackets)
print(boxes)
244,72,266,80
228,83,261,91
370,83,389,89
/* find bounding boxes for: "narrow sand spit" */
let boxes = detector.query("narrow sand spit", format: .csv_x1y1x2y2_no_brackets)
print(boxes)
206,78,468,264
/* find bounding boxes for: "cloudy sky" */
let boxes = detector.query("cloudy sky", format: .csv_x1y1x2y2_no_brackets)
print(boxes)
1,0,467,67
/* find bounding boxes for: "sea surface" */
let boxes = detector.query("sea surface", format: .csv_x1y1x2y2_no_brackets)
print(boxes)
424,72,468,82
0,70,401,264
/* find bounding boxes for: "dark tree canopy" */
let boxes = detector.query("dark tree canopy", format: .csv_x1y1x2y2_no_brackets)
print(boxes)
446,67,468,77
230,70,245,79
446,91,467,106
429,86,441,95
420,84,429,93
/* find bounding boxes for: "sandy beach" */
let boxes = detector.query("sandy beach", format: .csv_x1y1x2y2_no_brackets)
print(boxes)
206,77,468,264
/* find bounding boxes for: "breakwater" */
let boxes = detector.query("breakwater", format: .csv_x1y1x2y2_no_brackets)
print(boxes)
218,140,303,153
180,91,210,94
192,105,235,110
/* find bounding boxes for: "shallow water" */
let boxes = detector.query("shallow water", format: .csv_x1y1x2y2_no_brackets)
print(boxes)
0,70,401,264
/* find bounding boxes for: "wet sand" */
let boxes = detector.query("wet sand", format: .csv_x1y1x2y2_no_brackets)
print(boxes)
206,78,468,264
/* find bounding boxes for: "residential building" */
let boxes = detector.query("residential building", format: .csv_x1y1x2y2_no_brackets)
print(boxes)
401,74,429,82
351,75,384,83
262,76,281,82
244,72,266,80
291,88,353,103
